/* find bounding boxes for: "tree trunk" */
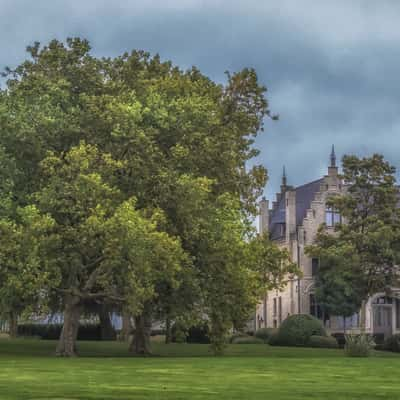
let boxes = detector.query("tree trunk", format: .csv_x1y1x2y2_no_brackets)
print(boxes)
8,312,18,338
165,316,172,344
56,296,81,357
120,309,132,342
99,305,116,341
129,306,152,355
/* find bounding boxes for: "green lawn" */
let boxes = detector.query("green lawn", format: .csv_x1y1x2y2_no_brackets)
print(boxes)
0,339,399,399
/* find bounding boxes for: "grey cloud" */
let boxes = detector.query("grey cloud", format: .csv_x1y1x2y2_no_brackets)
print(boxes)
1,0,400,201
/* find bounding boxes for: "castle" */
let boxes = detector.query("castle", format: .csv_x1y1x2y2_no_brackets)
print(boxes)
255,146,400,338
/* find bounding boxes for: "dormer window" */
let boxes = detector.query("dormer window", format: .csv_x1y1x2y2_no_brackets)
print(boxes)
325,206,341,227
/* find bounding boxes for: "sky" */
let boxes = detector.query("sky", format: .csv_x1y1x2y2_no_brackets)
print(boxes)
1,0,400,200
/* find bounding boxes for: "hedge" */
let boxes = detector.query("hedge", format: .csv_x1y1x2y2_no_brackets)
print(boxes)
231,336,264,344
308,335,338,348
383,333,400,352
17,323,104,340
254,328,277,343
171,323,210,344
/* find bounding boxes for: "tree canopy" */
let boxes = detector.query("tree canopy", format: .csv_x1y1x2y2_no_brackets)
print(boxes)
307,154,400,329
0,38,289,355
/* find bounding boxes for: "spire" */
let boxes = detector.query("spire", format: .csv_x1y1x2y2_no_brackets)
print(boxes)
330,144,336,168
280,165,287,193
282,165,287,187
328,145,338,176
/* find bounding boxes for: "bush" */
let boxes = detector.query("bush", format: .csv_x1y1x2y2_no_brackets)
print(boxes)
77,324,102,340
331,333,346,348
150,329,166,336
269,314,327,347
254,328,277,343
187,324,210,344
383,334,400,352
373,333,385,345
170,323,210,344
18,323,62,339
344,334,375,357
231,336,264,344
267,332,281,346
308,335,338,349
17,323,104,340
171,322,187,343
229,332,248,344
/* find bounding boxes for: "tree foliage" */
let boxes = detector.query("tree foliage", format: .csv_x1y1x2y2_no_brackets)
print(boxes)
0,38,285,355
307,154,400,327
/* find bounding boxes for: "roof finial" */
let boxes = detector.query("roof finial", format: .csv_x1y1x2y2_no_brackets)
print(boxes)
330,144,336,168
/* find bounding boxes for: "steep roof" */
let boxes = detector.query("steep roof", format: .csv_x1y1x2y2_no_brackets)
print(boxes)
268,178,323,239
295,178,323,226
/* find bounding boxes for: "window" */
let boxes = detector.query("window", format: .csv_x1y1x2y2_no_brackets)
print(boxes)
310,294,323,320
312,258,319,276
373,296,392,305
325,206,341,227
273,298,277,316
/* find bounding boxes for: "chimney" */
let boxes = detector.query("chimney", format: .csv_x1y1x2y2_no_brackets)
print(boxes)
259,197,269,235
285,189,296,242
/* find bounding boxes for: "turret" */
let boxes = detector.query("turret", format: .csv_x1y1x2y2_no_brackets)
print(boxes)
259,197,269,235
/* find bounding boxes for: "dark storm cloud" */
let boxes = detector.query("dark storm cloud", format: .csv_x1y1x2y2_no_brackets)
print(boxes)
1,0,400,199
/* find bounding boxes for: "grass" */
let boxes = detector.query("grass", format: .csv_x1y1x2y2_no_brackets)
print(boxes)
0,339,399,399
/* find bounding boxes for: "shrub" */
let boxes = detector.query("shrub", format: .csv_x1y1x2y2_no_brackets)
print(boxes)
331,333,346,348
270,314,327,346
308,335,338,348
267,332,281,346
373,333,385,345
254,328,277,343
383,334,400,352
231,336,264,344
150,329,166,336
171,322,187,343
170,323,210,344
18,323,62,339
344,334,375,357
17,323,103,340
77,324,102,340
187,324,210,344
229,332,248,344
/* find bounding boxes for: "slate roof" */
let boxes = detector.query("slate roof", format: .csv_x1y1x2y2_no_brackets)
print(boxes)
295,178,324,226
269,178,323,240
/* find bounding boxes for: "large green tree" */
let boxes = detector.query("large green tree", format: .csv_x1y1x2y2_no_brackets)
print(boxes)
32,143,187,356
0,38,284,355
0,205,55,337
308,154,400,329
306,235,363,332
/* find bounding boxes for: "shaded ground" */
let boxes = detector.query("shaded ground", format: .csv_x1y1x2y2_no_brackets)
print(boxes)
0,339,399,399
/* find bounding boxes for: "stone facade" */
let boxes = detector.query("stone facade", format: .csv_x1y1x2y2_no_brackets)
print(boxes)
254,147,400,339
